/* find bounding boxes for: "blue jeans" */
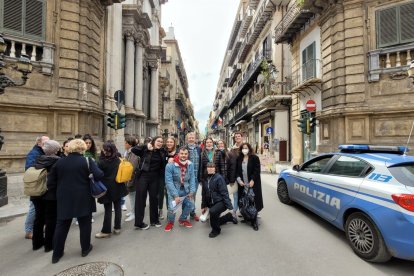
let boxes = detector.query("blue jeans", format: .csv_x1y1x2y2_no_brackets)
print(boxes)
25,201,36,233
233,192,238,212
120,197,125,206
190,182,200,216
167,189,194,223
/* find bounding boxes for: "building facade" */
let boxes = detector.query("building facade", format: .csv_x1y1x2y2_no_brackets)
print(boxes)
0,0,124,174
106,0,167,148
211,0,292,164
159,27,196,146
274,0,414,164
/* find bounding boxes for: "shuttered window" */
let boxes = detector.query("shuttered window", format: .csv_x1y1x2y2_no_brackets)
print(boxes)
0,0,45,40
377,2,414,48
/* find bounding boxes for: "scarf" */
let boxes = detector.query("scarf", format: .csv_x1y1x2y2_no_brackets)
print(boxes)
174,155,188,185
206,148,214,162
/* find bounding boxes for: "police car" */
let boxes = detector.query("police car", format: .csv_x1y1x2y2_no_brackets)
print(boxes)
277,145,414,262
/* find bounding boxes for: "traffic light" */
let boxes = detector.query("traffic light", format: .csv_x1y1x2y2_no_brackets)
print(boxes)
309,113,317,134
297,116,308,134
107,112,118,130
117,112,126,129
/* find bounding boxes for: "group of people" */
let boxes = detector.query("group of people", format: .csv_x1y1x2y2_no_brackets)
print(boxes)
23,131,264,264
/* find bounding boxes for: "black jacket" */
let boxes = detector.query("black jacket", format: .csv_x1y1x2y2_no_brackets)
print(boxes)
31,155,60,201
227,147,240,184
236,154,264,212
97,157,128,204
201,173,233,210
131,145,167,177
199,149,227,182
47,153,103,220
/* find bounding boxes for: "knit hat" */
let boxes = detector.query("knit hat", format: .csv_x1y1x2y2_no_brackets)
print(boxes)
42,140,61,156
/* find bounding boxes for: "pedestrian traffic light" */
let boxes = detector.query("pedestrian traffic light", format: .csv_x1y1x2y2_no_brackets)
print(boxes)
117,112,126,129
107,112,118,130
309,113,317,134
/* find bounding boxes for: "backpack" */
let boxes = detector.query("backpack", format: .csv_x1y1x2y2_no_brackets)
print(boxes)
116,158,134,183
23,167,48,196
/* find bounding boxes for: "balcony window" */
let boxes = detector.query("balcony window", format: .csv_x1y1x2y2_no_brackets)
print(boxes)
302,42,316,81
376,1,414,48
0,0,46,41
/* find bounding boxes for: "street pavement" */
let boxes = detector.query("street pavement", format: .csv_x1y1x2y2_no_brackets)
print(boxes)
1,174,414,275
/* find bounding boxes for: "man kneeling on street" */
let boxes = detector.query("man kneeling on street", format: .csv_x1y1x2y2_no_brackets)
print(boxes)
164,147,196,231
201,162,237,238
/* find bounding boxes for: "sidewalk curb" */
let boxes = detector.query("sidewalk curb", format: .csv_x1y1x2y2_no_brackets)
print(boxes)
0,211,27,223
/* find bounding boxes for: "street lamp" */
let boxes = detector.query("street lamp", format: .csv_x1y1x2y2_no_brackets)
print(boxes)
408,60,414,85
0,33,33,95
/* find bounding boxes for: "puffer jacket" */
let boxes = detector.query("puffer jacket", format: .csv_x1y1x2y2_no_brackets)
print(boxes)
201,173,233,210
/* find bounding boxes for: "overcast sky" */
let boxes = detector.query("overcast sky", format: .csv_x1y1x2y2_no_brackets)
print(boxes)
162,0,239,134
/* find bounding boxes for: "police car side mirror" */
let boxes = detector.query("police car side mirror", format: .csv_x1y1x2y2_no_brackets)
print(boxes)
293,165,300,172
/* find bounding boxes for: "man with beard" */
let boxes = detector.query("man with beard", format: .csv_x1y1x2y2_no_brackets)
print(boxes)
164,147,196,232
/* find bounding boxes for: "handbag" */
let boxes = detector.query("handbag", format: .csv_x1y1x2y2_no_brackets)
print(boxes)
86,157,107,198
239,188,257,221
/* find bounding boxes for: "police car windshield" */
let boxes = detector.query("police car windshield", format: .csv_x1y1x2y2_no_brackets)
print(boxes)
388,164,414,187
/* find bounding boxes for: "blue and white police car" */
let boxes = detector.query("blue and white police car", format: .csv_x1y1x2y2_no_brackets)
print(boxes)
277,145,414,262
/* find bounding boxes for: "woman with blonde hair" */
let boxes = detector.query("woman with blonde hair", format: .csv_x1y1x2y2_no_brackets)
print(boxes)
47,139,103,263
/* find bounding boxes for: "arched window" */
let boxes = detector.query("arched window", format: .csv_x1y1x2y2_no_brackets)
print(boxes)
0,0,46,40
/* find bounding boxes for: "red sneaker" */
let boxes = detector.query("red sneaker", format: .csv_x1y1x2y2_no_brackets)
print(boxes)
178,220,193,228
190,214,200,222
164,222,174,232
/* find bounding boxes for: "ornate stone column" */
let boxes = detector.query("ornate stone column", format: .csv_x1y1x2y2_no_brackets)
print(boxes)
134,36,144,116
148,60,159,136
124,31,135,112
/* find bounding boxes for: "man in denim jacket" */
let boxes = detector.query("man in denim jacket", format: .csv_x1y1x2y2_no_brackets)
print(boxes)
164,147,196,232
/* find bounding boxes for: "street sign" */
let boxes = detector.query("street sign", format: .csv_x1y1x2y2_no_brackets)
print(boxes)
114,90,125,111
306,99,316,112
266,127,273,134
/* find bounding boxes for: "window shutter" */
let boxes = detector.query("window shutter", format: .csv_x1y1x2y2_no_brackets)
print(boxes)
25,0,44,38
400,2,414,44
377,7,398,48
3,0,23,35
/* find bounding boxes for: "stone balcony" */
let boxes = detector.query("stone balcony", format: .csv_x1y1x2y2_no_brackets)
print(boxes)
3,34,54,75
368,43,414,82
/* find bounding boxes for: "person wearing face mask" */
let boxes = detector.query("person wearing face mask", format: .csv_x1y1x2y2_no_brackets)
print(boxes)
131,136,167,230
201,163,237,238
164,147,196,232
236,142,263,231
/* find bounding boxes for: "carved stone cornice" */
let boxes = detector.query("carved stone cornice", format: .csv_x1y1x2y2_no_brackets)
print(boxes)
101,0,125,6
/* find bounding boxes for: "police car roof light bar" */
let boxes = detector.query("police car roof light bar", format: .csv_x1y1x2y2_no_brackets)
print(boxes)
403,121,414,156
338,144,408,154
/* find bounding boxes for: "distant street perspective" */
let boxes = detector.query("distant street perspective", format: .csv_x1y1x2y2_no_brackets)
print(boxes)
1,0,414,275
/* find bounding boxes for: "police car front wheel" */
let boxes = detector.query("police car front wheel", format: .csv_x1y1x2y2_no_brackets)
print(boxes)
345,212,391,263
277,180,293,205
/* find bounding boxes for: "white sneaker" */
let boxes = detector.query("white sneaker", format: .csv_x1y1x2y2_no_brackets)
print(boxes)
126,212,132,217
125,214,135,222
122,204,127,211
75,220,79,226
91,218,94,223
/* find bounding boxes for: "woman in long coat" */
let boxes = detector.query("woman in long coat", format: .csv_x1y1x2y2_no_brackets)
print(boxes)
47,139,103,264
236,142,264,231
95,142,128,238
